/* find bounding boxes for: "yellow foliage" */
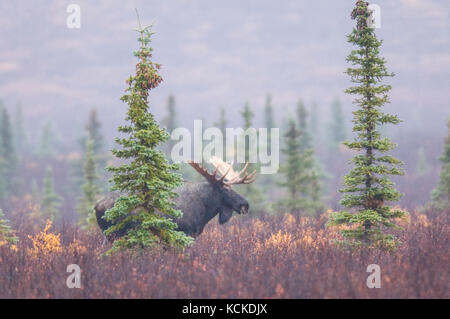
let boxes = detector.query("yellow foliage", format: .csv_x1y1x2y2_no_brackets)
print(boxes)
266,230,293,248
283,214,296,227
253,230,295,254
68,239,87,255
416,214,430,227
27,220,62,259
252,219,265,233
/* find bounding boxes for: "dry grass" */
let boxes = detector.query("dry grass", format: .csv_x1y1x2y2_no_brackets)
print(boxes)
0,210,449,298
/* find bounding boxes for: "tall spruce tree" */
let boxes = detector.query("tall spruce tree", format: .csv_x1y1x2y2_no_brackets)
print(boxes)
430,119,450,210
328,1,406,250
41,167,62,221
77,139,101,229
104,16,193,252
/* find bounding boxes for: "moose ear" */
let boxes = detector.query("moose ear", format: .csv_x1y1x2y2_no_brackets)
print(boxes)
219,208,233,224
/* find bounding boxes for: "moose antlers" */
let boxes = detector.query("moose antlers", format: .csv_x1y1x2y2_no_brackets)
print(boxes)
209,156,257,185
188,156,256,186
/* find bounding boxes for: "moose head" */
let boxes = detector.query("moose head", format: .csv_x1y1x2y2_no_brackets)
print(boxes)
187,156,256,225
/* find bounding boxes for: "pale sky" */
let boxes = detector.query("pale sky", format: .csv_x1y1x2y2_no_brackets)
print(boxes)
0,0,449,144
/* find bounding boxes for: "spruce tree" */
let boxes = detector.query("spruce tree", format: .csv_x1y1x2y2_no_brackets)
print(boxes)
328,1,406,250
328,98,347,152
38,122,55,160
214,107,227,158
41,167,62,221
85,109,107,183
68,154,85,199
264,94,276,154
241,102,254,134
82,108,104,154
261,94,277,194
0,102,4,202
299,102,324,215
31,179,40,203
238,102,265,213
72,109,107,199
240,102,256,166
0,108,17,199
13,105,26,195
77,139,101,229
297,99,312,150
430,119,450,210
415,146,429,177
14,103,27,156
0,209,18,246
162,94,177,157
104,15,193,252
0,159,6,203
309,101,320,144
162,94,177,132
279,119,303,214
279,117,323,216
264,94,275,130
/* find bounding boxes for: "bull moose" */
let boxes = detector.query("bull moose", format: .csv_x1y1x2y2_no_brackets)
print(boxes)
95,157,256,240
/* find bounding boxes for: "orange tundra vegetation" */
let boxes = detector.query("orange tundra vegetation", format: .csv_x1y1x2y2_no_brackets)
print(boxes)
0,209,448,298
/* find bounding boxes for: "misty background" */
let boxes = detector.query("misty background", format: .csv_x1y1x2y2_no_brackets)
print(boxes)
0,0,449,215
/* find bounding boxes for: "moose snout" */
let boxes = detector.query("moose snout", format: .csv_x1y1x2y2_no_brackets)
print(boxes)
239,203,249,214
